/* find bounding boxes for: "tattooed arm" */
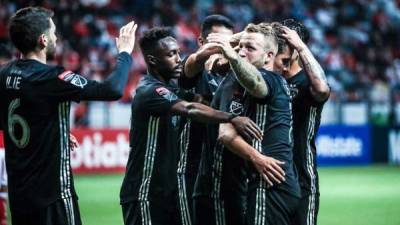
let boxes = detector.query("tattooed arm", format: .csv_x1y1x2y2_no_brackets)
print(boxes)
280,26,330,102
229,55,269,98
207,33,268,98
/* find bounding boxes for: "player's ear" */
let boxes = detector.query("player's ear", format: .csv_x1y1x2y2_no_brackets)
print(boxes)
38,34,47,49
146,55,157,66
198,36,205,46
264,51,274,64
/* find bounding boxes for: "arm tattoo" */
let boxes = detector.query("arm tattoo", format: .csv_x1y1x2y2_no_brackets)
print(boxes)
299,47,327,83
298,47,330,101
230,56,268,98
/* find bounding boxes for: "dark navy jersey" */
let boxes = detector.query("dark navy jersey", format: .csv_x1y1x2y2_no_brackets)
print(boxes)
120,75,184,203
244,69,301,197
193,73,247,199
0,53,132,211
287,70,326,195
178,62,224,180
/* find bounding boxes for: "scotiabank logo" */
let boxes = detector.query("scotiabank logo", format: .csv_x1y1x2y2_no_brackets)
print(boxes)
316,135,363,157
71,131,130,172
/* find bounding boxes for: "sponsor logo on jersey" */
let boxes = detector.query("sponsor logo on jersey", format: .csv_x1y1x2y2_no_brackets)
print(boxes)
58,71,88,88
155,87,178,102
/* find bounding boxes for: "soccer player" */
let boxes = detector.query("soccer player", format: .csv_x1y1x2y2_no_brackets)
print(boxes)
274,19,330,225
179,14,235,225
0,7,137,225
120,27,261,225
214,22,301,225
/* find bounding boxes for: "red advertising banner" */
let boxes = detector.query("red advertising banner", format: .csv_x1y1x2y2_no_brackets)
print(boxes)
0,129,130,174
70,129,129,174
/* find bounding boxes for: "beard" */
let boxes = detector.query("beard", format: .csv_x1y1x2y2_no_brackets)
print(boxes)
45,39,56,59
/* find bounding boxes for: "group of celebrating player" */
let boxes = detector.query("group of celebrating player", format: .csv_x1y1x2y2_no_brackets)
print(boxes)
0,6,329,225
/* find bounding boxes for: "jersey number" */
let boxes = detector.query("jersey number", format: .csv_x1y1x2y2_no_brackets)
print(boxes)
8,99,30,148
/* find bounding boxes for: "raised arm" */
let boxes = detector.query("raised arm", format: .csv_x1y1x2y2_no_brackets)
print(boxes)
183,43,221,78
67,21,137,101
280,26,330,102
218,123,285,186
207,33,268,98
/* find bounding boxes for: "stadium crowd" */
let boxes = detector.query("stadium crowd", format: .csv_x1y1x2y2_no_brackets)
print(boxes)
1,0,400,124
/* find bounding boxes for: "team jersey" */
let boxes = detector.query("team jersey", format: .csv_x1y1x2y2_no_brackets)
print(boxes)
193,73,247,199
244,69,301,197
120,74,184,203
0,53,132,211
178,63,224,182
287,70,326,195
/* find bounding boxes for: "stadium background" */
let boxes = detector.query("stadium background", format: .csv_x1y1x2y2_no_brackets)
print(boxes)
0,0,399,224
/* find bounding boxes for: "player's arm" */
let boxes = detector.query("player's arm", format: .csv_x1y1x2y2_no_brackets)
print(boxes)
207,33,268,98
170,101,263,141
218,123,285,186
53,21,137,102
280,26,330,102
79,21,137,101
183,43,222,78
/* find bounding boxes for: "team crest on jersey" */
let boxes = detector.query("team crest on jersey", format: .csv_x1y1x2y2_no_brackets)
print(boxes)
229,101,243,115
155,87,178,102
58,71,88,88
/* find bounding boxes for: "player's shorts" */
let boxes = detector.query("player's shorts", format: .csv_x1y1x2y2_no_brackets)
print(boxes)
122,200,181,225
11,197,82,225
293,192,320,225
177,173,196,225
193,196,246,225
247,186,299,225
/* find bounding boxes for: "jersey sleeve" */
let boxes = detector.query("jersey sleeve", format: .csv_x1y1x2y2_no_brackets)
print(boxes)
138,84,182,115
44,52,132,102
258,69,275,102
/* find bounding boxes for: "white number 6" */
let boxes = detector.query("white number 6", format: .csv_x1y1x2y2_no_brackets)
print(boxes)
8,99,30,148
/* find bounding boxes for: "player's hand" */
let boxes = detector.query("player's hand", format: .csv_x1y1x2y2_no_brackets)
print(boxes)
231,116,263,141
195,43,222,62
69,134,79,151
207,33,238,61
278,26,306,52
229,31,243,47
251,152,285,187
116,20,138,54
204,53,229,73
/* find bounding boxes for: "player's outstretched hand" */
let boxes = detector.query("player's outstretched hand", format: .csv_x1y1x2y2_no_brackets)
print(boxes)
69,134,79,151
116,21,138,54
251,153,285,187
231,116,263,141
279,26,306,52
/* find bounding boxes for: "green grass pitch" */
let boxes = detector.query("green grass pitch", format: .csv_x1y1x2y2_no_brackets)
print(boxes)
74,165,400,225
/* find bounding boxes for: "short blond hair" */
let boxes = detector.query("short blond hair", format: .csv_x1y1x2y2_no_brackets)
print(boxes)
244,22,278,55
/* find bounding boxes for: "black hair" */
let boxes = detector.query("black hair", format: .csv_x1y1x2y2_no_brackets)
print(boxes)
270,22,290,54
282,18,310,43
139,27,174,56
8,7,54,54
201,14,234,38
